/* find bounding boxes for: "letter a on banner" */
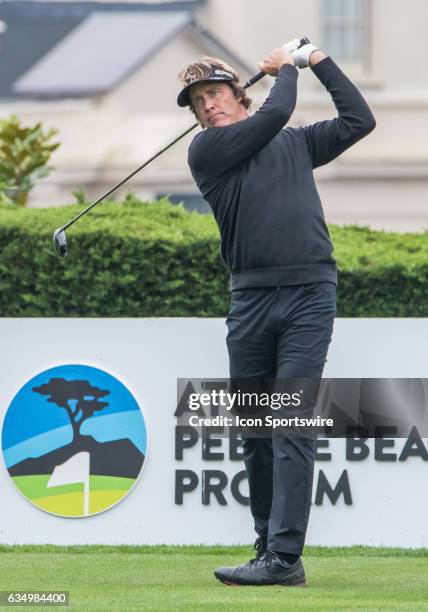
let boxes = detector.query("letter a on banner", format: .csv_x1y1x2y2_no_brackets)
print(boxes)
47,452,90,516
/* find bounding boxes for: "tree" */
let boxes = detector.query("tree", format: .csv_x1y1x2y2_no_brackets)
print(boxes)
0,115,60,206
33,378,110,442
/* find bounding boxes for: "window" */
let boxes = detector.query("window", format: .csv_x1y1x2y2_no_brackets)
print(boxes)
321,0,372,71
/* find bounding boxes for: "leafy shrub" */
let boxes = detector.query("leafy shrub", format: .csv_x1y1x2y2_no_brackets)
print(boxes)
0,115,60,206
0,197,427,316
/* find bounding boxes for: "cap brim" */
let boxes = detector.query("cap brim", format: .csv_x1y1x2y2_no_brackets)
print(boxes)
177,85,193,107
177,75,235,107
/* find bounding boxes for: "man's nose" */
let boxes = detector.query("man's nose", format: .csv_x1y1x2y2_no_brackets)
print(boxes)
203,97,215,113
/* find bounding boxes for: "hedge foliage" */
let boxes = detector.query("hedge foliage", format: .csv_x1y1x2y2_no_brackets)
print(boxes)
0,195,427,317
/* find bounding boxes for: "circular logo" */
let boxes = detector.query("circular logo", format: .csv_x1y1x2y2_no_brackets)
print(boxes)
1,365,147,518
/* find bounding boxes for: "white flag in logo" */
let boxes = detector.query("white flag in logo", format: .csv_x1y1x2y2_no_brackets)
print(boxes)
48,452,90,516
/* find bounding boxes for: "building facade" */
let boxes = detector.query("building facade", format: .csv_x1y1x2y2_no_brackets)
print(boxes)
0,0,427,230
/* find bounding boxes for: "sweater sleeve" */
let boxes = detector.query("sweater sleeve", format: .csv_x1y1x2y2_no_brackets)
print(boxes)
303,57,376,169
188,64,298,181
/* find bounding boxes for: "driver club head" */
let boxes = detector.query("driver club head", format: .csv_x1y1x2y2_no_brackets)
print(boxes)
53,228,68,257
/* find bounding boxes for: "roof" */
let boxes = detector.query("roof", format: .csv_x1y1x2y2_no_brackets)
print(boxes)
13,11,191,97
0,1,203,13
0,0,205,98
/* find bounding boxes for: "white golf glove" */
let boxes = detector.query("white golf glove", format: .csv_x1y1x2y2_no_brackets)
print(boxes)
291,42,319,69
282,38,303,54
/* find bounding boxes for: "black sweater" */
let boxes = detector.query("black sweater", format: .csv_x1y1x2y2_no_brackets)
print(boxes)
188,57,376,290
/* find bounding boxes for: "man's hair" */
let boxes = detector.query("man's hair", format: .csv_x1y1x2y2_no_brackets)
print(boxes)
177,57,252,117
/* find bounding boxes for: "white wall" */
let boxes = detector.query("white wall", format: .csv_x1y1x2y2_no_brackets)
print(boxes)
199,0,428,90
1,318,428,547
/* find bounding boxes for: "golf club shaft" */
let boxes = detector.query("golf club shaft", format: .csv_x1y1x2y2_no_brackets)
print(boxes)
60,122,198,232
59,38,310,233
59,73,261,233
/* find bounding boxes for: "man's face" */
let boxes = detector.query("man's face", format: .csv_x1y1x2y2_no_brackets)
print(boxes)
189,82,248,128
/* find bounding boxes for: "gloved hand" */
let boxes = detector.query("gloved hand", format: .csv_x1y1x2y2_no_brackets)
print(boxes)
282,38,303,54
291,41,319,69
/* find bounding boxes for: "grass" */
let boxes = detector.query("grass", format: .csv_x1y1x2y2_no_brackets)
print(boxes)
0,546,427,611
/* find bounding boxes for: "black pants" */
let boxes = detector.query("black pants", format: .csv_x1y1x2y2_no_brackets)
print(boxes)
226,283,336,555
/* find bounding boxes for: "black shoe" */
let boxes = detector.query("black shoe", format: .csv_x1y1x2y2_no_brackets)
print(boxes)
214,550,306,586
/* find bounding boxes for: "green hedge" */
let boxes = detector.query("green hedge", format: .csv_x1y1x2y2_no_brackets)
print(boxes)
0,196,427,317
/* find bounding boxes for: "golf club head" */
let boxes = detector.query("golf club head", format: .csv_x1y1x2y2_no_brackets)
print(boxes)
53,228,68,257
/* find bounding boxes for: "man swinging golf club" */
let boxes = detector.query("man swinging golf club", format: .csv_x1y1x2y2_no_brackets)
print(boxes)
177,38,375,586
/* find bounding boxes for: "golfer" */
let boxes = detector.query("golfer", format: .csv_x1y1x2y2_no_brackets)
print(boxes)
177,39,375,586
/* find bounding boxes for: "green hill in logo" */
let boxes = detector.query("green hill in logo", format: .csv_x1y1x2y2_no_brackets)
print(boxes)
9,436,144,517
12,474,135,516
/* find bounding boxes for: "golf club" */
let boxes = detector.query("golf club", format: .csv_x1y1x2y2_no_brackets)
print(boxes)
53,37,310,257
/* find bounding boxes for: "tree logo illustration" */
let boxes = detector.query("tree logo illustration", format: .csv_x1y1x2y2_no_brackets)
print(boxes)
1,364,147,518
33,379,110,444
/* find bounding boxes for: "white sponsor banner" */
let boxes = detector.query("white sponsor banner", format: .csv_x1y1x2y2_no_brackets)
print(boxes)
0,318,427,547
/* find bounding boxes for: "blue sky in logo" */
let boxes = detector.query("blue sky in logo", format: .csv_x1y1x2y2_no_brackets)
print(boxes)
2,365,147,466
